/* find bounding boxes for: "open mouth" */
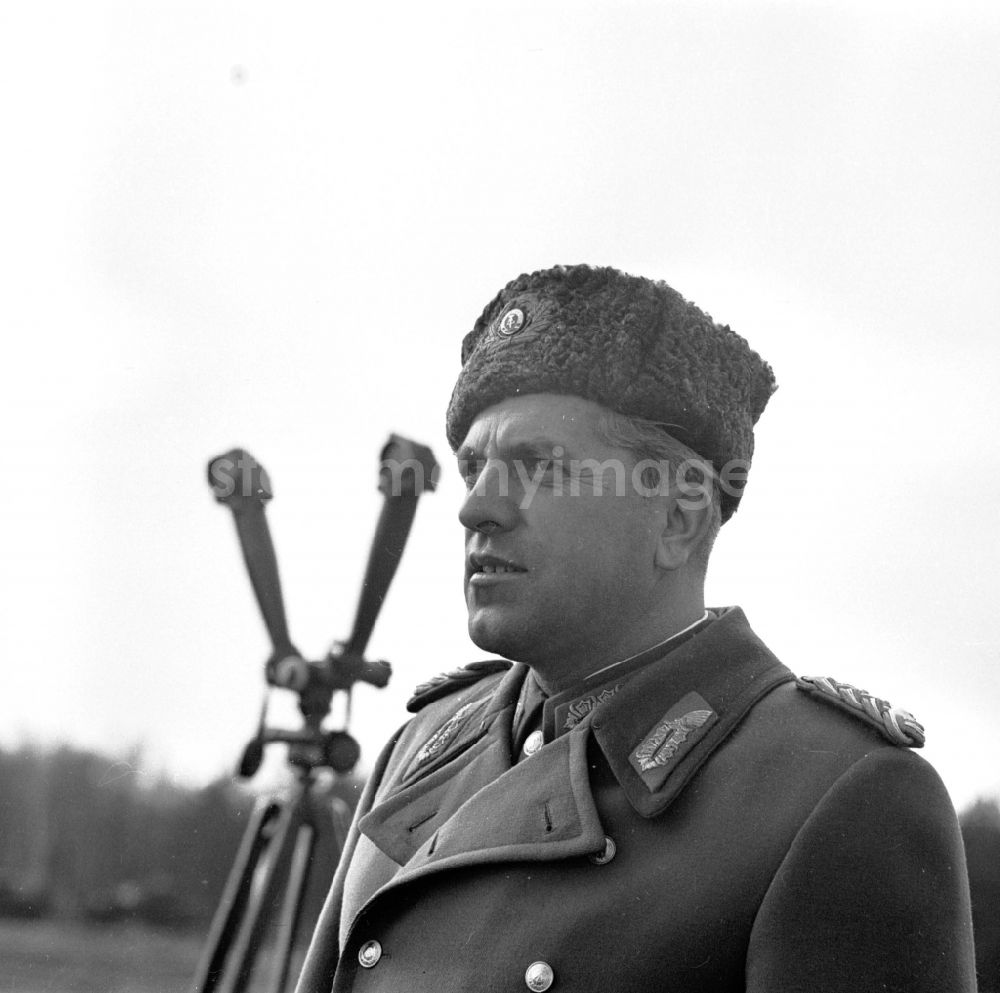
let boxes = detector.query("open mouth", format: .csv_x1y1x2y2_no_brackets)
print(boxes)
468,553,527,577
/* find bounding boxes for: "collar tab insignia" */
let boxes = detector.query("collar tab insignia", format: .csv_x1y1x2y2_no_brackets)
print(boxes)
629,691,718,792
561,685,622,732
412,697,487,770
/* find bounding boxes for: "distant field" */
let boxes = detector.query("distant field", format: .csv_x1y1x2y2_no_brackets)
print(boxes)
0,919,204,993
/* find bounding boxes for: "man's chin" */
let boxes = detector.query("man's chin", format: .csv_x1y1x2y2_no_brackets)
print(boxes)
467,618,509,657
467,609,530,661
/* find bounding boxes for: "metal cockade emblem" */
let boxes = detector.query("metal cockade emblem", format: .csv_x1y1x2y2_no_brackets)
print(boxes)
634,709,714,771
497,308,525,337
484,295,560,346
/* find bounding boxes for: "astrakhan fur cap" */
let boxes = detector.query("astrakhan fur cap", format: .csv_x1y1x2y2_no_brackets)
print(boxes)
445,264,776,521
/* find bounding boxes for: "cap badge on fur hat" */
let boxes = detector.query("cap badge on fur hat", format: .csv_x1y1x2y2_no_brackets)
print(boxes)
487,294,558,348
496,308,525,337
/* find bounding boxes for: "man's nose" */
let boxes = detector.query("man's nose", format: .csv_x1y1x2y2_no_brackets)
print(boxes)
458,459,519,534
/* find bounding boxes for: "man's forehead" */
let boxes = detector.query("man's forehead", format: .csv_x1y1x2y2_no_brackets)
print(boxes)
456,393,608,457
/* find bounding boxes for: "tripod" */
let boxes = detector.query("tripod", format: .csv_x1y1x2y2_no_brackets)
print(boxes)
191,437,438,993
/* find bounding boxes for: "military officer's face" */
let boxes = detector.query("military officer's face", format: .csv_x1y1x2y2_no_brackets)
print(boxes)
457,393,670,688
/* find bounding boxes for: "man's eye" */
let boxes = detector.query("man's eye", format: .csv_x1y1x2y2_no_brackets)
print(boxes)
458,459,485,487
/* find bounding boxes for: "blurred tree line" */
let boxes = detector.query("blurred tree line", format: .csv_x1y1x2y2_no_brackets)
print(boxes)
0,743,361,931
1,743,998,988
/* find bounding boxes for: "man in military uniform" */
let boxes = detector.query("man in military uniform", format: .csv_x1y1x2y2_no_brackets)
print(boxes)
297,265,977,992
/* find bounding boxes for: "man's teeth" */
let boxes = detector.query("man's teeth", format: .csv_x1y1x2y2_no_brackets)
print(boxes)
480,563,519,574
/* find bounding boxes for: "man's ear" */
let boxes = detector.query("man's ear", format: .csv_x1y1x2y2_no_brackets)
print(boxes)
654,491,713,571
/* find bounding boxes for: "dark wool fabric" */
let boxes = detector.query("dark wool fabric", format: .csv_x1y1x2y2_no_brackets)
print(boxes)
295,609,977,993
445,264,777,521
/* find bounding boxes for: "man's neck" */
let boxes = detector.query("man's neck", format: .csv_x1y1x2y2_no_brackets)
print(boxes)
530,603,708,696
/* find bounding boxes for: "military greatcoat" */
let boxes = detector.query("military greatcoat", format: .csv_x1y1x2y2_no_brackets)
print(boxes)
296,608,977,993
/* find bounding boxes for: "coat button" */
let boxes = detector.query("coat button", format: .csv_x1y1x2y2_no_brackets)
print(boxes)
358,939,382,968
588,835,617,865
523,730,544,757
525,960,555,991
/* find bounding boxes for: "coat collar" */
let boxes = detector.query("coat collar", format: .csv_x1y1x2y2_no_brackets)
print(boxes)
542,610,713,738
589,606,794,817
359,607,793,877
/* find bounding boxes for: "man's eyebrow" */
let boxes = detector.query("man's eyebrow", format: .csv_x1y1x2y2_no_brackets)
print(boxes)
455,437,573,462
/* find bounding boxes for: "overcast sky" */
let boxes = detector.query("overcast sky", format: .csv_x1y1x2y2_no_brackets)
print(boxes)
2,0,998,811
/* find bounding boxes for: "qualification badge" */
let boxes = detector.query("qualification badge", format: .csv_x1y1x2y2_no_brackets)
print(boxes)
630,691,718,791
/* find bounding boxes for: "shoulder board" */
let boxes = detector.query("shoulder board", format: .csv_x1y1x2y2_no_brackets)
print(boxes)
796,675,925,747
407,659,513,713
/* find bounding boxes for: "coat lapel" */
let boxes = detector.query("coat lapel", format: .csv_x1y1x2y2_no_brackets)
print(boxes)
399,725,606,873
360,719,605,866
353,716,606,925
358,732,511,866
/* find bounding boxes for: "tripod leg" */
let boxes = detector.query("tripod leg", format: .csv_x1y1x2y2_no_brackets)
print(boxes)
191,799,283,993
263,791,356,993
263,792,354,993
263,822,316,993
193,782,356,993
219,793,303,993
